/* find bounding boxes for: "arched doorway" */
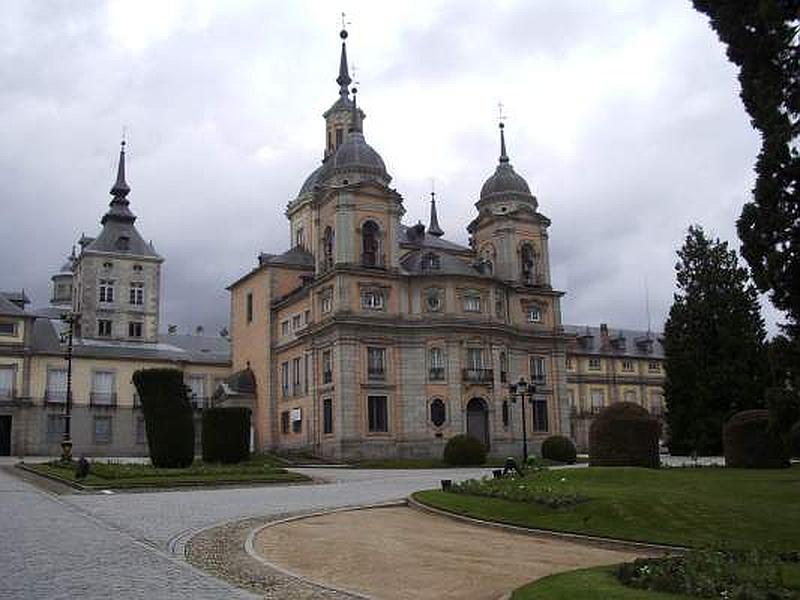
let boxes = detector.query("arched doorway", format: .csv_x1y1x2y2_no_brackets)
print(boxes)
466,397,489,449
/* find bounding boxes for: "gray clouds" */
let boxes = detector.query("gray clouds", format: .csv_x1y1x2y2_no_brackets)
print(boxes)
0,0,780,335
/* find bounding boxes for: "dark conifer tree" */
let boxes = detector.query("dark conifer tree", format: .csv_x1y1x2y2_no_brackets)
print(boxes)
664,225,768,454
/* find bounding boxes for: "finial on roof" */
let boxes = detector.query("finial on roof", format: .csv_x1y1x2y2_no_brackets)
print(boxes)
428,186,444,237
336,18,352,99
499,122,509,164
350,86,362,132
110,139,130,198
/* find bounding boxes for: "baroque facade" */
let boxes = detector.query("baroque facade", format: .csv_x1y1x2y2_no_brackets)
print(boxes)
222,30,666,460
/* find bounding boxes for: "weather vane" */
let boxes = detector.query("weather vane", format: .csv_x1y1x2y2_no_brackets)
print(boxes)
121,125,128,148
497,101,507,125
341,11,350,30
430,178,436,200
351,63,359,85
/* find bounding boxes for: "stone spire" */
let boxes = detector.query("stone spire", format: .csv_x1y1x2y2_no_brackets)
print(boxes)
101,140,136,225
336,29,352,99
349,86,362,133
499,122,509,164
428,190,444,237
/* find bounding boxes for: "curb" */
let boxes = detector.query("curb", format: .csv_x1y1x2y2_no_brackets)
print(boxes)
243,501,407,600
407,494,685,555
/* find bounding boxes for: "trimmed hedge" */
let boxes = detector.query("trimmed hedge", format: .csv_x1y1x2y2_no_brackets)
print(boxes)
790,421,800,458
202,407,251,464
541,435,577,464
443,434,487,466
132,368,195,468
723,409,789,468
589,402,660,468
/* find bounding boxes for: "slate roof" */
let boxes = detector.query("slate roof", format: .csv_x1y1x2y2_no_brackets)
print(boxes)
28,318,230,365
563,324,664,359
400,249,486,277
0,294,26,317
258,246,315,268
398,224,471,253
84,219,161,259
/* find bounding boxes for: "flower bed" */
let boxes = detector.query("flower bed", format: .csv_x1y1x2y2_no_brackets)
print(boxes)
449,470,586,508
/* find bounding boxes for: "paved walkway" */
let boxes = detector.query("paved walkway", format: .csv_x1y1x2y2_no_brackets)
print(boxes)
0,465,490,599
254,506,650,600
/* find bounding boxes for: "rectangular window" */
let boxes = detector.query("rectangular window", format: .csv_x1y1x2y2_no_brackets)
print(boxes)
367,395,388,432
566,356,573,370
187,375,206,409
98,279,114,303
46,414,66,443
466,348,484,370
304,309,311,325
291,407,302,433
322,350,332,384
129,282,144,305
0,321,17,336
622,360,634,372
463,294,482,312
590,389,605,412
281,362,289,397
530,356,546,384
292,357,301,394
98,319,112,337
568,389,577,409
93,416,113,444
46,369,67,403
281,320,290,336
648,361,661,373
321,293,333,314
650,392,665,415
281,410,290,434
532,399,548,432
128,322,143,338
90,371,116,406
361,290,384,310
588,358,601,371
367,347,386,380
429,347,445,381
292,314,302,331
0,366,14,398
323,398,333,434
246,292,253,323
295,227,305,248
526,306,542,323
135,417,146,444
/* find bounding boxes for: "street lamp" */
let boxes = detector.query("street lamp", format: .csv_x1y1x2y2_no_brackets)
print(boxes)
508,376,536,463
60,312,79,462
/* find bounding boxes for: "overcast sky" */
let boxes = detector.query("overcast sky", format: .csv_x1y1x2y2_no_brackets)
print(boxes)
0,0,782,336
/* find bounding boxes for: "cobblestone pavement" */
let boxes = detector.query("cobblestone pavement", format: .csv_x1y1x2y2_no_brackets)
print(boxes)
0,466,490,599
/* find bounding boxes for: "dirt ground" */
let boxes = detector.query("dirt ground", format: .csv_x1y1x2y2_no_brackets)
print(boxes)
254,506,652,600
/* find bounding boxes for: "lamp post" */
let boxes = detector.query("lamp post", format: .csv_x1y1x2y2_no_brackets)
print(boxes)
508,376,536,463
60,312,79,462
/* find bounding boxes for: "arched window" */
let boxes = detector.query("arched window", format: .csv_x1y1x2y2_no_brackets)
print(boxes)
361,221,382,267
502,400,510,428
499,351,508,383
520,243,535,285
430,398,446,427
322,226,334,270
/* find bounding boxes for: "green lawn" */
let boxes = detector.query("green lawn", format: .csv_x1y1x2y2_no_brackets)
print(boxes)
24,455,309,489
511,562,800,599
414,466,800,551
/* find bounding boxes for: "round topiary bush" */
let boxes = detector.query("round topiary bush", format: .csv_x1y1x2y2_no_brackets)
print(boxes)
790,421,800,459
723,410,789,468
540,435,577,464
443,434,487,466
589,402,660,468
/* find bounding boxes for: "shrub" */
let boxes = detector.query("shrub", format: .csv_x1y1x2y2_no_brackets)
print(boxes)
132,368,195,468
723,409,789,468
450,470,586,508
540,435,577,464
790,421,800,458
589,402,660,468
202,407,251,464
443,434,487,466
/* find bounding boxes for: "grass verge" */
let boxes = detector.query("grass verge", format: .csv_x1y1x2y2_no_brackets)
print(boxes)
23,455,309,489
413,466,800,551
511,562,800,599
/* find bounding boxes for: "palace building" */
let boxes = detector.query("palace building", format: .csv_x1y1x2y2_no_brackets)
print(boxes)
220,29,665,460
0,29,665,459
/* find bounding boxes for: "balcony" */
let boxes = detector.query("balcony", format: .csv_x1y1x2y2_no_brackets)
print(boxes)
44,390,68,405
462,368,494,384
429,367,445,381
90,392,117,407
367,369,386,381
361,252,386,269
190,396,209,410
